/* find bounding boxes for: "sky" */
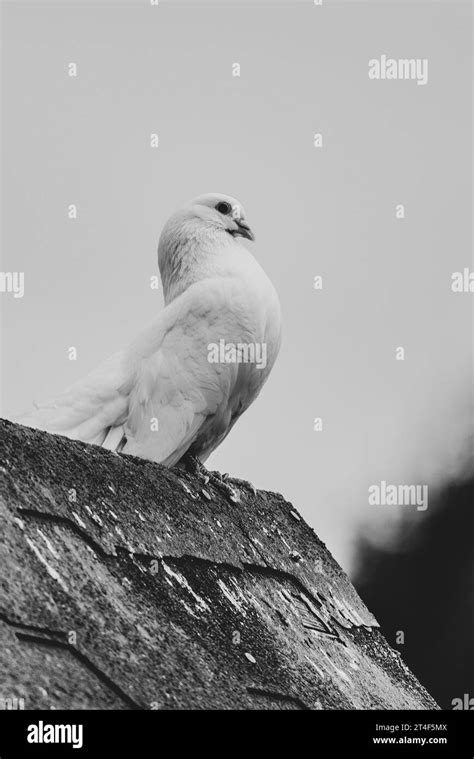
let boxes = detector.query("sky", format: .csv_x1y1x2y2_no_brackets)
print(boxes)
1,0,472,571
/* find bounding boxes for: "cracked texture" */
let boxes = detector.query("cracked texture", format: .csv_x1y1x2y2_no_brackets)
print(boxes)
0,419,438,710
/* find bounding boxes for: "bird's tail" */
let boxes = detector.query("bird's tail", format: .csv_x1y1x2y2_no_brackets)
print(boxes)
15,350,129,452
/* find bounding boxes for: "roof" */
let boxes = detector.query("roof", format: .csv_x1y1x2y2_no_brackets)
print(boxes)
0,418,437,710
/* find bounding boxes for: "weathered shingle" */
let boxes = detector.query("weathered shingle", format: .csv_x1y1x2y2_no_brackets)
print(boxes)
0,419,437,710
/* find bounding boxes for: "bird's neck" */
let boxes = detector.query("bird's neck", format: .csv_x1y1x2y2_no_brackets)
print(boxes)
159,220,241,305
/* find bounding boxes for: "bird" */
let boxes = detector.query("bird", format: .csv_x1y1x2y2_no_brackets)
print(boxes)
18,193,282,496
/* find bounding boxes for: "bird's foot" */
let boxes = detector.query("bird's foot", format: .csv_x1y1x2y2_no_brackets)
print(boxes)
179,454,241,504
228,476,258,498
208,470,241,504
181,453,207,480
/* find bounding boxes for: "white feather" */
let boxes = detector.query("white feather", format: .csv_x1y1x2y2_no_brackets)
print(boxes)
18,194,282,467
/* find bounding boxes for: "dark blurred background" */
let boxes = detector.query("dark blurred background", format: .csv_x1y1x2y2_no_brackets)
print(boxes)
354,476,474,709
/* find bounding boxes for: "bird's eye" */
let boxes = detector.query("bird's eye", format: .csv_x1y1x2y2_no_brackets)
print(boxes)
216,201,232,215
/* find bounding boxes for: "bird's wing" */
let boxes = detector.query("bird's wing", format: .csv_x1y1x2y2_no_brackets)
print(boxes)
121,277,258,465
18,276,267,465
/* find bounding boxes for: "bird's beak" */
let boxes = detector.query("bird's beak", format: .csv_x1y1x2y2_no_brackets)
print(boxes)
234,219,255,241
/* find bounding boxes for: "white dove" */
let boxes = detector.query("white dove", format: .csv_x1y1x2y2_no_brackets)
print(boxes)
19,193,282,493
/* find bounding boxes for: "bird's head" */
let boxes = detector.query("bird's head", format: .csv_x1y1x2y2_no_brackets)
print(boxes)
187,193,255,242
158,193,256,303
